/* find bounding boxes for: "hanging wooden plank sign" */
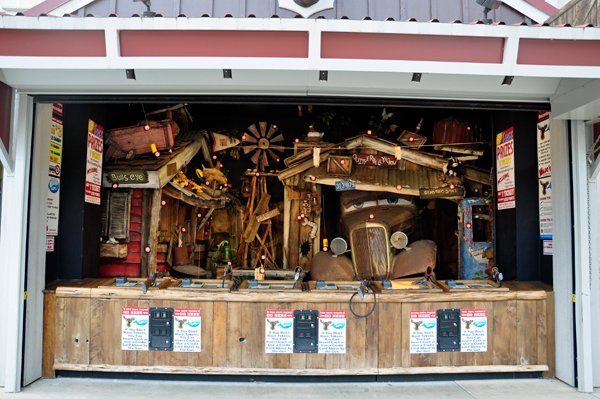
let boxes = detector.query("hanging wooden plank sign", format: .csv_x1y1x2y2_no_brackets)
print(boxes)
256,208,280,223
107,170,149,184
419,186,464,199
327,155,352,176
352,153,397,167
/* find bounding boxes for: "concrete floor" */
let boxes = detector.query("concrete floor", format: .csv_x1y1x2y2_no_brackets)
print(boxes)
2,378,600,398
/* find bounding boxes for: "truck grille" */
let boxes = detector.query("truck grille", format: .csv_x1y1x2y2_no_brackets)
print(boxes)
351,225,389,280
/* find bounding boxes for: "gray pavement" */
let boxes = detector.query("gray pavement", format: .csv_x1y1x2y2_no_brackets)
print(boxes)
1,377,600,398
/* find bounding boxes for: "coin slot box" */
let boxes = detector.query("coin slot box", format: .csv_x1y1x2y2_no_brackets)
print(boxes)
168,278,233,292
149,307,173,351
437,309,461,352
308,281,365,292
238,280,303,292
293,310,318,353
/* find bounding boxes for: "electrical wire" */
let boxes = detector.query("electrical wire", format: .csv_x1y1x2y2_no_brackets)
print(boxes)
349,284,377,318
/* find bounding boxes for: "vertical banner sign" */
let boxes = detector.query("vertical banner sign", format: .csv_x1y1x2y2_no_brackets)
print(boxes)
49,103,63,177
265,309,294,354
46,176,60,236
460,309,488,352
85,120,104,205
409,310,437,354
46,236,55,252
173,308,202,352
496,127,516,210
537,112,552,241
317,310,346,354
121,307,149,351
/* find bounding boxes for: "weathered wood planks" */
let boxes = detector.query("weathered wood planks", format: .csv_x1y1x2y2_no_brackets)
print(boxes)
50,282,555,377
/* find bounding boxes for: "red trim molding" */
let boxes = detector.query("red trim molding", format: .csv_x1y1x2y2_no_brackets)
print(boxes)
0,29,106,57
321,32,505,64
119,30,309,58
518,39,600,66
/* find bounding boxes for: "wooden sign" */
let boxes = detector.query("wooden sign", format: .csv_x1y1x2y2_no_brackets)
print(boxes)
107,170,148,184
256,208,280,222
352,153,397,167
300,192,312,216
420,186,464,199
335,180,356,191
327,155,352,176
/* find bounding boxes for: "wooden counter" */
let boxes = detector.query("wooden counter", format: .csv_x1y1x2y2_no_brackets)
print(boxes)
44,279,554,378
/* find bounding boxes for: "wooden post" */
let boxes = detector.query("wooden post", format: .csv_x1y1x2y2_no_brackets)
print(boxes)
140,189,150,278
190,206,199,266
147,188,162,276
283,187,291,269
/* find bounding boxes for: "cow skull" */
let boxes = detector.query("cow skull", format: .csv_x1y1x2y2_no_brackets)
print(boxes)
278,0,335,18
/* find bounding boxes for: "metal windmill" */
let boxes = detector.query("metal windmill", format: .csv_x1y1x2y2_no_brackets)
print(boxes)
242,122,285,170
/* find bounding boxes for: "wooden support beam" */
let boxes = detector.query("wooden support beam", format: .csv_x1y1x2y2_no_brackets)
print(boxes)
278,150,333,181
433,145,484,156
147,188,162,276
157,131,204,188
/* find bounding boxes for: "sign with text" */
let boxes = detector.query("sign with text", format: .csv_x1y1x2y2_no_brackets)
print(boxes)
265,309,294,354
49,105,63,178
539,176,552,240
543,240,553,255
85,120,104,205
352,153,397,167
335,180,355,191
318,310,346,354
538,112,552,240
173,308,202,352
256,208,280,223
106,170,149,184
496,127,516,210
460,309,488,352
46,176,60,236
46,236,55,252
121,307,149,351
409,310,437,354
420,186,464,199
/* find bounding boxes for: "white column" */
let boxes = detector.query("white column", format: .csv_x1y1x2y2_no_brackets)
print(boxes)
0,94,33,393
551,118,575,386
571,120,594,393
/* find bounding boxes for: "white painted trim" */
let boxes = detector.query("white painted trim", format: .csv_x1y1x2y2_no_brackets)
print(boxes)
22,103,52,387
1,94,33,393
591,181,600,387
571,120,594,393
502,0,552,23
0,85,15,174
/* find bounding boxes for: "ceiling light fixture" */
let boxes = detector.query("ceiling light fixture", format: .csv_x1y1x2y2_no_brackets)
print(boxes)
319,71,328,81
125,69,136,80
411,73,422,83
223,69,232,79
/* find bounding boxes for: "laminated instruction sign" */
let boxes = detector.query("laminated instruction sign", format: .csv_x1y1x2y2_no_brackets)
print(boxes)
460,309,488,352
49,103,63,177
265,309,293,354
409,310,437,354
538,112,552,240
121,307,149,351
318,310,346,354
173,308,202,352
85,120,104,205
46,176,60,236
496,127,516,210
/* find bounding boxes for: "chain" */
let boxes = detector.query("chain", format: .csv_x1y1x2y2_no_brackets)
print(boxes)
586,132,600,158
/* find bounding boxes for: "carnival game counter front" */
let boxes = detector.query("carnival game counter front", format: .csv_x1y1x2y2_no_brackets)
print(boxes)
43,279,554,378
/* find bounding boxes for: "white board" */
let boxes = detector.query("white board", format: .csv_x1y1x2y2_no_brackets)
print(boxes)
496,127,516,210
317,310,346,354
121,307,149,351
84,120,104,205
460,309,488,352
265,309,293,354
46,176,60,236
409,310,437,354
173,308,202,352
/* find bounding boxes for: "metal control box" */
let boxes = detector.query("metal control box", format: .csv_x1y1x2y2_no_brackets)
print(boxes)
293,310,318,353
437,309,461,352
149,307,173,351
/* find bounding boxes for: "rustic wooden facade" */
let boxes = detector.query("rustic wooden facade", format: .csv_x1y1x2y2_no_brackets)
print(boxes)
43,280,554,378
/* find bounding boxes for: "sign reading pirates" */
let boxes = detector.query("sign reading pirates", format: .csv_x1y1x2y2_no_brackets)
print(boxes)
278,0,335,18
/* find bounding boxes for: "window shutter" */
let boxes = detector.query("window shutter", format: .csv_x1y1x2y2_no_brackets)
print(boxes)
100,191,111,236
108,191,131,240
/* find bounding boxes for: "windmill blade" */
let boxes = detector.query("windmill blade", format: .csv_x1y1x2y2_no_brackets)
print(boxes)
267,149,280,162
247,124,261,139
270,134,285,143
243,135,257,143
259,122,267,137
267,125,278,139
270,145,285,153
243,145,258,154
250,150,261,164
261,150,269,167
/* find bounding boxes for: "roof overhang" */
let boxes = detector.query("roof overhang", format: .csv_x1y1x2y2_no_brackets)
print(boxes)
1,16,600,120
